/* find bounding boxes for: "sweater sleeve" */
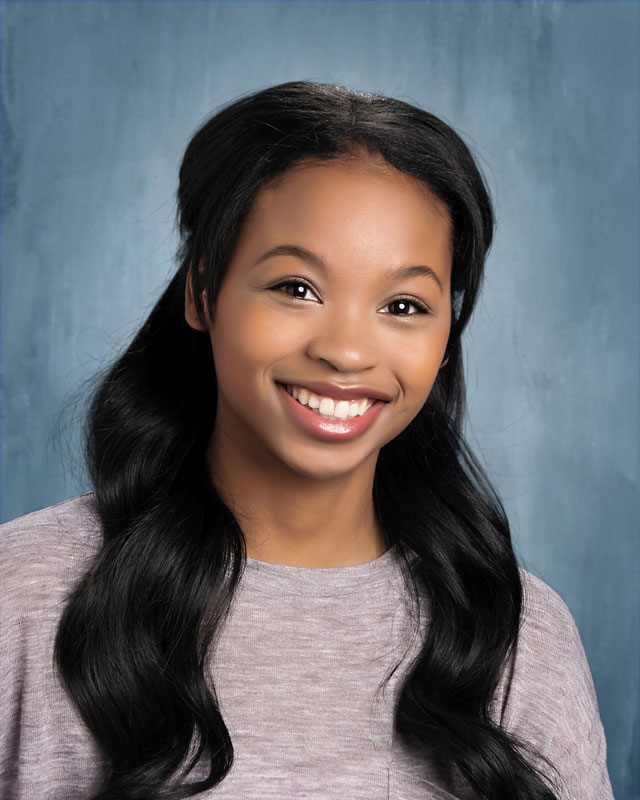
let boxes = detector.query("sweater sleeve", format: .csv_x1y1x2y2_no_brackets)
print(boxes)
490,570,614,800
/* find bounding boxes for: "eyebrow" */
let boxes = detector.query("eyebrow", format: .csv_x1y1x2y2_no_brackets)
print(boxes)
253,244,444,293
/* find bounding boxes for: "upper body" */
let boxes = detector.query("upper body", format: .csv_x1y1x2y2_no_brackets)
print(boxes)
0,493,614,800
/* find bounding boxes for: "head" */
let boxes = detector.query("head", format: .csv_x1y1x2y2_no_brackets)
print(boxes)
178,81,494,477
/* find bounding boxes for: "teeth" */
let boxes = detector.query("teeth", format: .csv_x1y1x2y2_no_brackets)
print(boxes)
286,385,374,419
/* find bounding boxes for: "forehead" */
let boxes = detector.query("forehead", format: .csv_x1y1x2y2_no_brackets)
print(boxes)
259,153,449,224
231,154,453,275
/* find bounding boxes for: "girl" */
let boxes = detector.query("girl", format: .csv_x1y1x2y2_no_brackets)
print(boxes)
0,81,613,800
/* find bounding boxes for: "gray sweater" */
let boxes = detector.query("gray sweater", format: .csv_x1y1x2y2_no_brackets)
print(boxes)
0,494,614,799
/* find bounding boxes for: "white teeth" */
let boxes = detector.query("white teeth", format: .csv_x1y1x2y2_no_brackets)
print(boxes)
286,385,374,419
319,396,337,416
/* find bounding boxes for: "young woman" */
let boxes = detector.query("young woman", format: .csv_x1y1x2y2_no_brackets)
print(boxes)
0,81,613,800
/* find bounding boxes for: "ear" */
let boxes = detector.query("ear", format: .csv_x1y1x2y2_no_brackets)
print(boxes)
440,353,449,369
184,265,209,332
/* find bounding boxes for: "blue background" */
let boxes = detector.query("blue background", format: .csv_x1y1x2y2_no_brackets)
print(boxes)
1,1,638,796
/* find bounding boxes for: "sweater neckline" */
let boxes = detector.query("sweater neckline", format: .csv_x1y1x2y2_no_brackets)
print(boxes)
239,543,403,597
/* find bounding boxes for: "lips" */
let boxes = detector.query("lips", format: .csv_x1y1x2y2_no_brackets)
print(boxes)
275,381,386,443
275,380,391,403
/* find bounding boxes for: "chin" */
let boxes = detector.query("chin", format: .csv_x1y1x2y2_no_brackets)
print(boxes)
279,447,379,482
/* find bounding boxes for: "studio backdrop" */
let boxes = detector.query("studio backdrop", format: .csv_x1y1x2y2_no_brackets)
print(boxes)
1,2,637,797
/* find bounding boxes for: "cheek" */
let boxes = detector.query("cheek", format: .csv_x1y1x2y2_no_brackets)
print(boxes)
404,352,444,394
396,326,450,400
210,298,294,391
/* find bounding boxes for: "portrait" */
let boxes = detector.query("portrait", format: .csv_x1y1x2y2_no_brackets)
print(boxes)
1,2,637,799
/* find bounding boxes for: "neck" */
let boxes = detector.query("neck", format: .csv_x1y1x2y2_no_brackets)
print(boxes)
207,437,387,569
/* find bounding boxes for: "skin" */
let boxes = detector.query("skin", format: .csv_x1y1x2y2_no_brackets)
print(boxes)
185,152,453,568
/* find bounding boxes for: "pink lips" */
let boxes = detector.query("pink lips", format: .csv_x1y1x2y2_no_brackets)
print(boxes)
276,382,386,442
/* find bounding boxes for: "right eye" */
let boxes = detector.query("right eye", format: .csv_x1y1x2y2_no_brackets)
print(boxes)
270,279,318,301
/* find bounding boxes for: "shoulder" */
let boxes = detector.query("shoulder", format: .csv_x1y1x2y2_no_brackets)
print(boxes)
490,569,586,720
510,570,594,710
0,493,102,615
0,492,102,564
498,569,596,712
0,495,107,791
491,569,613,799
518,569,580,647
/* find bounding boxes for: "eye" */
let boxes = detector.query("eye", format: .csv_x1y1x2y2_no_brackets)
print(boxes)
270,279,319,302
383,297,431,317
269,280,431,316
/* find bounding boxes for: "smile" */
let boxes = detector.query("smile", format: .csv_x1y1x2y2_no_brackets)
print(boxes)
275,382,386,443
284,384,375,421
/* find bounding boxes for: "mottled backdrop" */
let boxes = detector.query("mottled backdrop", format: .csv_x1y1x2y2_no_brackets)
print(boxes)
1,1,638,796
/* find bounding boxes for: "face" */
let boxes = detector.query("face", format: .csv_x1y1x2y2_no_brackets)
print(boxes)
185,154,453,482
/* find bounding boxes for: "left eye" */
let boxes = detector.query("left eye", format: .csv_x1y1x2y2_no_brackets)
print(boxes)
270,280,430,316
384,298,430,316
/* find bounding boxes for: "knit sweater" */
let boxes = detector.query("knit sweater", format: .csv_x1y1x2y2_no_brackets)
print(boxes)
0,493,614,799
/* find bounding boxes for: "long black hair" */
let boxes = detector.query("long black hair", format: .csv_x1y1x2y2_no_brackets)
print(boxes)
54,81,560,799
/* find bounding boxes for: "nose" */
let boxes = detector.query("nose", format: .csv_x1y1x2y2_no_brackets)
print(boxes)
304,302,379,373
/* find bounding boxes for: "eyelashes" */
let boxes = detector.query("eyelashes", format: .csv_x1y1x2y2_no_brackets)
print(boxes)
269,279,432,317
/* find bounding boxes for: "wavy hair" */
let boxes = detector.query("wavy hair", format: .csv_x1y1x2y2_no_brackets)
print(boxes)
54,81,559,799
